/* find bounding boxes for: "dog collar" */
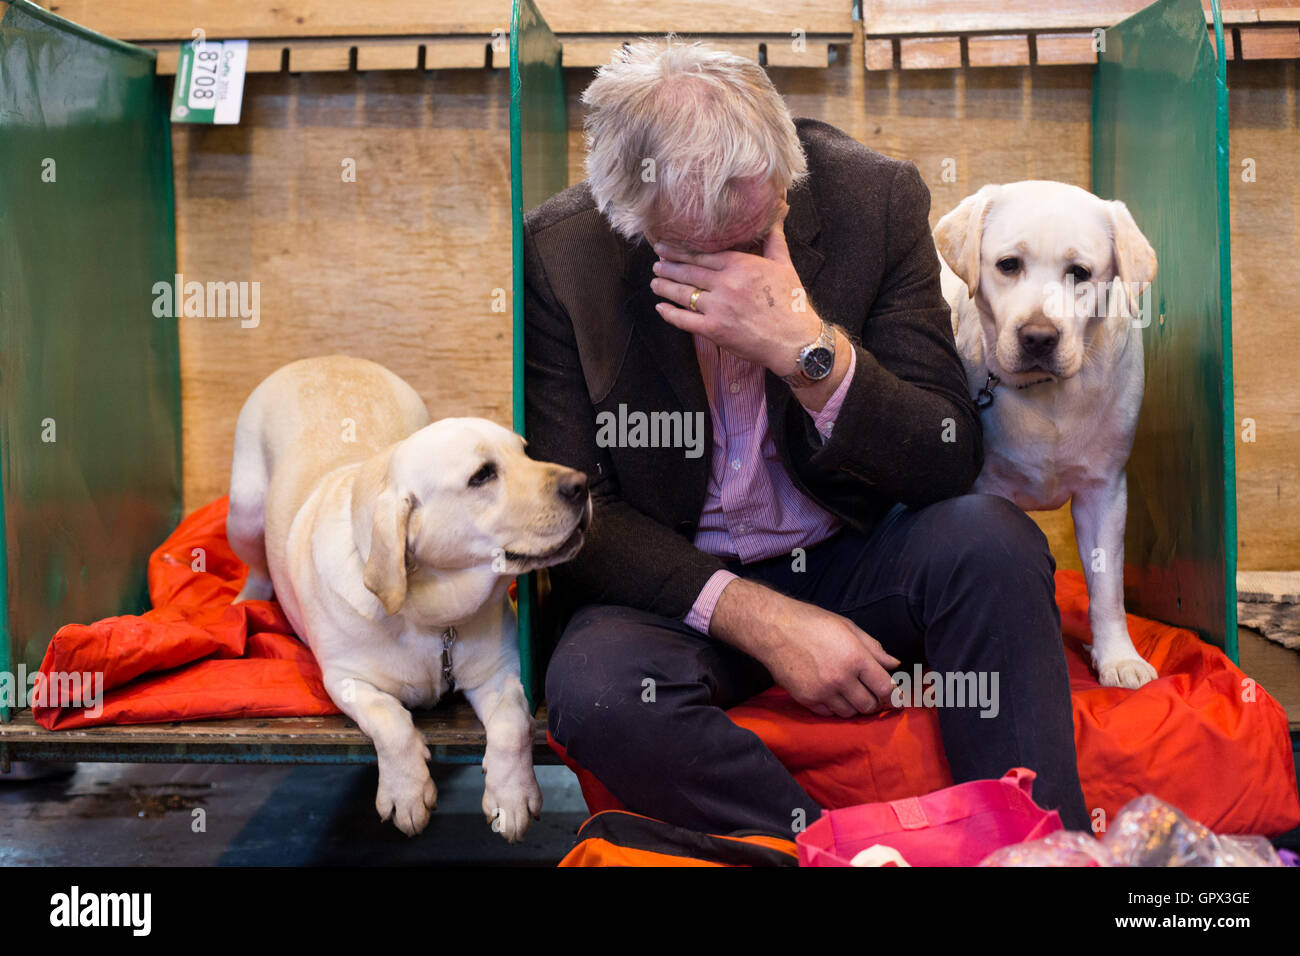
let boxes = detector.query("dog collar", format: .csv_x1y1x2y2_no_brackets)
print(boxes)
441,626,457,693
974,371,1054,409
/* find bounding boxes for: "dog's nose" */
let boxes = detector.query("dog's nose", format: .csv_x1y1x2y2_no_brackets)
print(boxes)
1018,323,1060,359
556,470,588,503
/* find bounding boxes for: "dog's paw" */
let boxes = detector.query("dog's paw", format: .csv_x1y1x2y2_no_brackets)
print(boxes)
483,774,543,844
376,755,437,837
1095,654,1158,689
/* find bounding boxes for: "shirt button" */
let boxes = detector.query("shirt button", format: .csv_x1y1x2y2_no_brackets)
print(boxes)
729,381,741,394
730,459,742,471
735,524,747,534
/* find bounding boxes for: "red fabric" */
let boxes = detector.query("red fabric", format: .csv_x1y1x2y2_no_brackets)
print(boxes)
552,571,1300,837
34,497,339,729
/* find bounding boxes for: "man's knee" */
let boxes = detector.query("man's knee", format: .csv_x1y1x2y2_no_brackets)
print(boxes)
940,493,1051,563
545,605,679,752
921,493,1056,599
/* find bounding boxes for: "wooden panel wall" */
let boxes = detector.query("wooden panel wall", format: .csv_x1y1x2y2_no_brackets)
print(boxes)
174,69,516,505
169,20,1298,570
1226,60,1300,570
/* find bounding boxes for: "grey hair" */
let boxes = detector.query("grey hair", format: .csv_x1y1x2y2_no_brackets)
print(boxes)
581,34,808,242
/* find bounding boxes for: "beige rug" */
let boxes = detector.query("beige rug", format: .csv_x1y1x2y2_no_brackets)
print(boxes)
1238,571,1300,651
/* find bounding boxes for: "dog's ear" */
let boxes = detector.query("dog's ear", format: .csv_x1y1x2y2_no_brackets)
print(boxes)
363,485,414,615
934,184,1000,297
1108,200,1158,317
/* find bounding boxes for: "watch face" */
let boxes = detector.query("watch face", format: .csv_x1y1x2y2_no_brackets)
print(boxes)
803,346,834,379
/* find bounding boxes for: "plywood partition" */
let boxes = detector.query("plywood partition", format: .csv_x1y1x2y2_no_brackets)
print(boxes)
164,14,1298,573
173,69,517,507
1227,59,1300,570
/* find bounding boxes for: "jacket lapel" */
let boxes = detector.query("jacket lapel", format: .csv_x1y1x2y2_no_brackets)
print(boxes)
622,238,705,415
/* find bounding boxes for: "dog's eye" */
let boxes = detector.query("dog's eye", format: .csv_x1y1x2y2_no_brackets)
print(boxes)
1067,265,1091,282
996,257,1021,275
468,462,497,487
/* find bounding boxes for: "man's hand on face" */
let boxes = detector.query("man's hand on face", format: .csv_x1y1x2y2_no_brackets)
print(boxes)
649,201,822,377
710,578,901,719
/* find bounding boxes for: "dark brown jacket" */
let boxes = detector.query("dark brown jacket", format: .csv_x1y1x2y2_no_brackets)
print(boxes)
522,117,982,626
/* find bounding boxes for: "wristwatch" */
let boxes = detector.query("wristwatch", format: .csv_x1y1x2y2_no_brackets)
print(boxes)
781,320,837,389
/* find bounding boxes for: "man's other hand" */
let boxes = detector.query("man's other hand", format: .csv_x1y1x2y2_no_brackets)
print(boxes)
710,578,901,718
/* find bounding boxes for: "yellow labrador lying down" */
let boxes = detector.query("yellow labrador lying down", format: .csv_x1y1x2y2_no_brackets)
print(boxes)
227,355,590,839
934,181,1159,690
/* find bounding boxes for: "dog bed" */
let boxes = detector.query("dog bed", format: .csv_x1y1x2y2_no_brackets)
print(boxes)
32,499,1300,838
33,498,339,729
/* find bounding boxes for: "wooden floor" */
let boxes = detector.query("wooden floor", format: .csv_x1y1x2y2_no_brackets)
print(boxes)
0,700,555,765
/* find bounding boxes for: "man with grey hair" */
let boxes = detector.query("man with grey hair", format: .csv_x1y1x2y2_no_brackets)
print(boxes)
523,36,1089,837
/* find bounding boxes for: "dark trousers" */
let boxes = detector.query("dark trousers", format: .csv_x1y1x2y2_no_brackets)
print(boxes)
546,493,1091,836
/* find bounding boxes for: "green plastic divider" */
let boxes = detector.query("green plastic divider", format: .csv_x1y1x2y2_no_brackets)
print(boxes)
1093,0,1237,656
509,0,567,710
0,0,183,719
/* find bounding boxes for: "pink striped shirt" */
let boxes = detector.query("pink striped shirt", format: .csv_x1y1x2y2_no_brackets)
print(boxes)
683,336,858,633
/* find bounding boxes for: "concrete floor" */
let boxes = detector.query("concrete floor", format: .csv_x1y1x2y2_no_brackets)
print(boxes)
0,761,589,866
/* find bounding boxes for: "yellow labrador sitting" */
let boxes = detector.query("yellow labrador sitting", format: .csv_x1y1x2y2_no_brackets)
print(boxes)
226,355,590,839
934,181,1159,689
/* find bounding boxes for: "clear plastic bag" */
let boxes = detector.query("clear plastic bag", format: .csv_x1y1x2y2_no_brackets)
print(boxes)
979,831,1114,867
979,794,1285,867
1102,795,1282,867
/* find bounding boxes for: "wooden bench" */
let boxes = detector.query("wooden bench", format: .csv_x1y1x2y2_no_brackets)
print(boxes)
0,701,555,769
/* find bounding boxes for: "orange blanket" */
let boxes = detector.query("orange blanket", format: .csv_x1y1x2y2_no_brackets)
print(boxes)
552,574,1300,837
34,498,338,728
35,498,1300,836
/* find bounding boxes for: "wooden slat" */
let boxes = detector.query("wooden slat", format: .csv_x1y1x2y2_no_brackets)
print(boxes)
288,43,352,72
43,0,852,42
764,38,832,68
247,44,288,72
150,34,844,74
899,35,963,69
0,702,550,749
557,36,633,68
867,0,1148,34
863,0,1292,35
148,42,283,75
557,34,843,69
967,34,1030,67
356,41,423,72
1239,24,1300,57
864,37,896,70
423,36,491,69
1035,32,1099,65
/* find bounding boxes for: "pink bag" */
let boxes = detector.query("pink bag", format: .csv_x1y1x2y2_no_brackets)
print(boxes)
796,767,1066,867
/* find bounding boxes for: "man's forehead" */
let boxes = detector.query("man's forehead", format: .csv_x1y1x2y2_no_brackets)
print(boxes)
661,202,782,254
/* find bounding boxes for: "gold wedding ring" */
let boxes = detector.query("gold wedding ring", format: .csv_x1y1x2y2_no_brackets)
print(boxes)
688,287,702,312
